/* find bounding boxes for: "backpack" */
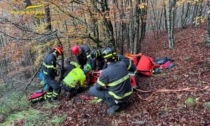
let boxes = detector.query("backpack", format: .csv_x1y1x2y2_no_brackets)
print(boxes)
137,55,159,76
154,57,173,65
29,90,46,103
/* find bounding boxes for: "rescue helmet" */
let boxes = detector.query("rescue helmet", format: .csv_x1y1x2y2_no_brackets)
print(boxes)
90,49,100,60
116,54,124,61
54,46,63,55
83,63,92,73
71,45,81,55
101,47,116,62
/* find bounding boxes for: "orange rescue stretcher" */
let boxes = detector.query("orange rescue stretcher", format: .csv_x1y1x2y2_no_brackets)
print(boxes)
125,53,160,76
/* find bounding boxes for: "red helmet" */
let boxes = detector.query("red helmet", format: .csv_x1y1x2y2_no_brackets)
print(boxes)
54,46,63,55
71,45,80,55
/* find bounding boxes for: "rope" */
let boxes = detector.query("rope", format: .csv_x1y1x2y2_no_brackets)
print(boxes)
134,86,210,101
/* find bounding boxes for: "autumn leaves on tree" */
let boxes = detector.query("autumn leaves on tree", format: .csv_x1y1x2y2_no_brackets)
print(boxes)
0,0,209,83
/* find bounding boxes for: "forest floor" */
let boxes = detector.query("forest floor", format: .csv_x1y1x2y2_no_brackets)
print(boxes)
29,23,210,126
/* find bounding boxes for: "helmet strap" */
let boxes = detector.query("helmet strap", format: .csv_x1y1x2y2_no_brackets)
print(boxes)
53,50,60,57
78,48,81,55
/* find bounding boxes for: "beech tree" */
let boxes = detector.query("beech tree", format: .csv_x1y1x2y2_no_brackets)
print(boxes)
0,0,210,86
1,0,210,118
206,1,210,44
165,0,176,49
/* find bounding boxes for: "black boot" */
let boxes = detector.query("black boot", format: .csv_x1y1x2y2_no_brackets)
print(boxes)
106,105,120,115
44,92,52,102
51,92,59,102
51,96,58,102
65,92,76,100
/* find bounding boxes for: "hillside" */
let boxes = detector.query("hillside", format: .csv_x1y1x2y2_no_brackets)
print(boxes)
16,24,210,126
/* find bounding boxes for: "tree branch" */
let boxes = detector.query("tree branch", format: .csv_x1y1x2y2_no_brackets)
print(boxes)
55,32,64,84
50,1,85,24
24,65,42,91
0,30,57,41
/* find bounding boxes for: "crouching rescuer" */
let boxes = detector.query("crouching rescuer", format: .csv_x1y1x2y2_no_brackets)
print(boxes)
88,47,133,115
62,60,91,99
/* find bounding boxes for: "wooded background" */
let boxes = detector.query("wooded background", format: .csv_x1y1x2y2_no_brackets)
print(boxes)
0,0,209,118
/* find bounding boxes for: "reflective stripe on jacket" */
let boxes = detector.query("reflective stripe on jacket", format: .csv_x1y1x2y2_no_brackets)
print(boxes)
42,53,57,78
117,54,137,74
70,61,80,68
95,61,133,100
63,67,86,88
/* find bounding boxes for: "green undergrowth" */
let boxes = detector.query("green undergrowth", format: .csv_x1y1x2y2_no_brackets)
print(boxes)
0,82,66,126
184,97,198,105
2,109,40,126
0,91,28,116
51,115,67,125
1,101,65,126
0,80,43,111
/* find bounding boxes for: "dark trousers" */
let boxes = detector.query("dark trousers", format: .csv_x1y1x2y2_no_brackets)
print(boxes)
88,85,116,106
96,60,105,70
62,83,85,96
44,76,61,94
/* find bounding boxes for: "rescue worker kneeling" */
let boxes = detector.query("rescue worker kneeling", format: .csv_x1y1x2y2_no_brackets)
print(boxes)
62,60,91,99
116,54,138,88
88,47,133,115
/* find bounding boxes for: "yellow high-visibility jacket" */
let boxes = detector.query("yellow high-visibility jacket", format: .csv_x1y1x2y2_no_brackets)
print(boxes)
63,67,86,88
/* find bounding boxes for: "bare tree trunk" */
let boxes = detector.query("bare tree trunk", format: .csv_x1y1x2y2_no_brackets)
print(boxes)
157,7,164,36
120,2,126,54
192,2,199,27
112,0,125,53
45,3,52,31
88,0,101,48
133,0,140,54
166,0,176,49
150,0,157,39
128,0,134,53
113,3,118,49
0,33,7,83
206,1,210,46
99,0,116,48
138,0,147,52
206,4,210,45
163,0,168,32
132,0,147,54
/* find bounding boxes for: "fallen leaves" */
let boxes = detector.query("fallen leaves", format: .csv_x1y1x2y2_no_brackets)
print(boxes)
39,23,210,126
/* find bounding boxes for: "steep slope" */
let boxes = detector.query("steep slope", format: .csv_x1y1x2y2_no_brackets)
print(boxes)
52,24,210,126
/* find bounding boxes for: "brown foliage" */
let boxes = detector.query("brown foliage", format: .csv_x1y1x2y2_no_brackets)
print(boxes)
30,23,210,126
